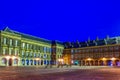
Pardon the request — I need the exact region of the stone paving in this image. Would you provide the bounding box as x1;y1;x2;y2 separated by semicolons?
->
0;66;120;80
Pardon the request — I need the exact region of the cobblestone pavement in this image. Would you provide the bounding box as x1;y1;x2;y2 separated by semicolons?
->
0;66;120;80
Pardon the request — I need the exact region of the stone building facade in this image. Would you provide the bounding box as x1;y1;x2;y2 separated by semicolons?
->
63;36;120;66
0;27;64;66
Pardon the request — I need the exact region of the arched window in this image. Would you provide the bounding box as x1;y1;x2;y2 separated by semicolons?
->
34;53;36;57
22;59;25;65
34;60;36;65
2;58;7;64
30;60;33;65
30;52;32;57
26;59;29;65
22;51;24;56
14;59;18;64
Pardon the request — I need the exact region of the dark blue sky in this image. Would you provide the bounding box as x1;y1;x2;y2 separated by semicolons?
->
0;1;120;42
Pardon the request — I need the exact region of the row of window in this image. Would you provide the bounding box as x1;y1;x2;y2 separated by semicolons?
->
57;55;62;59
22;59;51;65
2;58;18;64
74;52;120;59
21;52;51;58
3;49;19;55
56;48;63;53
71;46;120;53
22;43;51;53
2;37;52;53
52;48;63;53
3;37;19;46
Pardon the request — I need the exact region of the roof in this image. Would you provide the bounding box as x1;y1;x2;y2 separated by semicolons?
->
2;27;52;44
106;38;117;45
87;40;96;46
95;39;106;46
64;37;119;49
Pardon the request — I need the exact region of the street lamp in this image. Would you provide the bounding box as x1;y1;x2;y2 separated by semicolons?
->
12;56;17;59
111;57;116;61
6;56;10;60
111;57;116;66
35;58;40;61
58;58;63;68
87;58;92;61
87;58;92;66
102;58;106;61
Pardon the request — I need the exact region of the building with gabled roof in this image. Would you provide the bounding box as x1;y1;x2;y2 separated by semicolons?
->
1;26;120;67
63;36;120;66
0;27;64;66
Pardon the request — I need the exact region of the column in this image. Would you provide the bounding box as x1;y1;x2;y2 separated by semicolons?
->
85;60;87;66
103;61;107;66
80;60;82;66
93;60;95;66
6;59;9;66
112;60;115;66
98;60;100;66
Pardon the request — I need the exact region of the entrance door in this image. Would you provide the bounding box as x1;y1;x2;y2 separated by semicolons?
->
9;58;12;66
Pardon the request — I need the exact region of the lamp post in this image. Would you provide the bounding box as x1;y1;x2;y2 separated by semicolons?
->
102;57;106;66
87;58;92;66
58;58;63;68
35;58;40;66
111;57;116;66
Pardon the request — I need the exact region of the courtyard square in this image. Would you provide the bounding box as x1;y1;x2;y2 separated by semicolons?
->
0;66;120;80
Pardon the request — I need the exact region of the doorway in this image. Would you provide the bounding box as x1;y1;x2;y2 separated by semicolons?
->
9;58;12;66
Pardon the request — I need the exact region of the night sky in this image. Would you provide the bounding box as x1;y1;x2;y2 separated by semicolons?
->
0;1;120;42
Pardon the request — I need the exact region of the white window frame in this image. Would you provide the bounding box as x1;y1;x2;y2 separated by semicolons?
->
3;38;7;45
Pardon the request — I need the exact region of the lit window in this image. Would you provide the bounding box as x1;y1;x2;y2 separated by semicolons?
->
2;58;6;64
14;59;18;64
44;54;47;58
22;43;25;48
30;52;32;57
3;49;6;55
10;39;12;46
9;49;12;55
15;49;17;55
22;51;24;56
34;53;36;57
15;50;19;56
15;40;18;46
26;52;28;57
27;44;29;49
44;47;46;53
3;38;7;44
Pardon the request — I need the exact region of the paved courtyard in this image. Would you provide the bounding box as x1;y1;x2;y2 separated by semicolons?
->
0;66;120;80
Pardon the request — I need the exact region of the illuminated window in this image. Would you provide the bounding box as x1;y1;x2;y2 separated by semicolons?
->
34;53;36;57
22;51;24;56
10;39;12;46
71;49;74;53
44;47;46;53
2;58;7;64
22;43;25;48
30;52;32;57
15;49;17;55
27;44;29;49
26;52;28;57
44;54;47;58
9;49;12;55
38;53;41;58
49;48;51;53
3;38;7;44
3;48;6;55
15;40;18;46
14;59;18;64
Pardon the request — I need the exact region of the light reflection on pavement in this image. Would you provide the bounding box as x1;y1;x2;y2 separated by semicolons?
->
0;66;120;80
